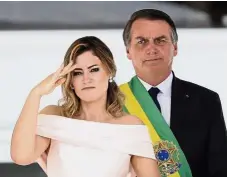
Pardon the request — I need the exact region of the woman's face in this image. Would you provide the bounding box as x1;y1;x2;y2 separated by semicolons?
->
71;51;110;102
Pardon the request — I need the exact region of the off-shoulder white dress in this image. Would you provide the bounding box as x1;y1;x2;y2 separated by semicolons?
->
36;114;156;177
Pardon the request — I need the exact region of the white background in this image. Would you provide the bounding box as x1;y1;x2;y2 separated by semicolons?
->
0;29;227;162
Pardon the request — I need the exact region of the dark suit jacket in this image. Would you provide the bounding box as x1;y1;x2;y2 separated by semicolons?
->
170;75;227;177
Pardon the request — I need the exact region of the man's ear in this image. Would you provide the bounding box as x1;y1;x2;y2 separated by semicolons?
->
126;47;132;60
173;43;178;56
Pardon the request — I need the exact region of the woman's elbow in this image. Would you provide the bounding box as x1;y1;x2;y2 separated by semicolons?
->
10;150;34;166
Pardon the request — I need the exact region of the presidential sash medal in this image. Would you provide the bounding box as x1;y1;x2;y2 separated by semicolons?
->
154;140;182;177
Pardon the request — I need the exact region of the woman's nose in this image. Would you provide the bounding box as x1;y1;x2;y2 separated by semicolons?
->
82;72;91;84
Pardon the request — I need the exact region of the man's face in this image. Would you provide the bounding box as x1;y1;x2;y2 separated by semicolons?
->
127;18;178;77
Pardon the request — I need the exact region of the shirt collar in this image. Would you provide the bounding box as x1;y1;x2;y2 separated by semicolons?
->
137;72;173;97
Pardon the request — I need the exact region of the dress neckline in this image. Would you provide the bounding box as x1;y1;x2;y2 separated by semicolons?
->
38;114;146;128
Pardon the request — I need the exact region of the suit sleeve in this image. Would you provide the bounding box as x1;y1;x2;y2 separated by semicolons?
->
207;93;227;177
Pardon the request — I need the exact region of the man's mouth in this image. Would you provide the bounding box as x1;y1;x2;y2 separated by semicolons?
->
144;58;162;62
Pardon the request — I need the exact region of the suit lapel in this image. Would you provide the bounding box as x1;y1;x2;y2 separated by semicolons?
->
170;75;191;134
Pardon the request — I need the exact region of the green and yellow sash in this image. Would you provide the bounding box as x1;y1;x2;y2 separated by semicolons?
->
120;76;192;177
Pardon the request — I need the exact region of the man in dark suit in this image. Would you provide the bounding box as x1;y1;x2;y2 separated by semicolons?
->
121;9;227;177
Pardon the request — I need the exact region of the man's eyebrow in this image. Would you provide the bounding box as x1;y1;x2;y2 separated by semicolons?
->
154;35;168;40
135;36;146;40
135;35;168;40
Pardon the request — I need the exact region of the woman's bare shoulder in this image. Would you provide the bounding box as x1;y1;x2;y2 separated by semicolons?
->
116;113;144;125
39;105;62;116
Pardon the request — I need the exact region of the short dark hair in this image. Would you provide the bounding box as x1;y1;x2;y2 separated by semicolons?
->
123;9;178;46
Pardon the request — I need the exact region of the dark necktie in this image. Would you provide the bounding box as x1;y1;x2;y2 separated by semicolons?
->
148;87;161;112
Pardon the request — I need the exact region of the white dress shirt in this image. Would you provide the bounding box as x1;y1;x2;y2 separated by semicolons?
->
137;73;173;126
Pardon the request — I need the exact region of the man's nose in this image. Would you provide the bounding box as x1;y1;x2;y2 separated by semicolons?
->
145;41;158;55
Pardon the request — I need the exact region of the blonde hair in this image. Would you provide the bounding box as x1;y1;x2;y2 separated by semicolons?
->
58;36;125;118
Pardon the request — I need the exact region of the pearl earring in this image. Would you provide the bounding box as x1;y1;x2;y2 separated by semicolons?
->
109;77;113;83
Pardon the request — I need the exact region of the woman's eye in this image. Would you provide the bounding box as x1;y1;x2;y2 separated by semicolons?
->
73;72;82;76
91;68;100;72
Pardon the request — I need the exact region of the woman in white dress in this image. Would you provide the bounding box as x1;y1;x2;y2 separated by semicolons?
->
10;36;160;177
